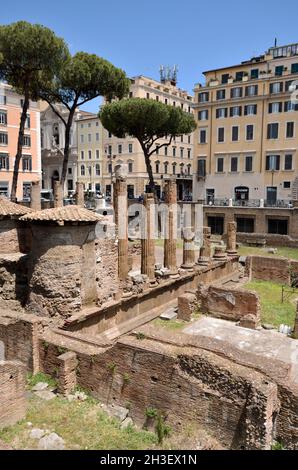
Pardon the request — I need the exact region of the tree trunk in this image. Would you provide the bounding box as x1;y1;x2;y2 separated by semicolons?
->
143;151;156;196
11;90;30;202
60;107;76;192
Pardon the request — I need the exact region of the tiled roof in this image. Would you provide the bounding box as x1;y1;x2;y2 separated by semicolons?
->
0;197;32;218
20;205;103;223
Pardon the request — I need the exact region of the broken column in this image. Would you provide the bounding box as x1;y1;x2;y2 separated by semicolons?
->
141;193;156;284
54;181;63;208
75;182;84;206
113;176;129;281
226;221;238;256
30;181;41;211
20;206;102;323
164;180;178;276
198;226;212;266
213;245;227;261
182;227;195;270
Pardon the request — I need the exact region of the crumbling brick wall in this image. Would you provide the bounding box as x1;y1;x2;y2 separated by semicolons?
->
95;238;119;304
198;284;261;323
38;336;279;450
0;253;28;305
0;361;27;429
246;256;292;285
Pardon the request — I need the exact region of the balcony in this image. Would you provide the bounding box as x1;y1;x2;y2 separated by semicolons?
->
204;198;294;208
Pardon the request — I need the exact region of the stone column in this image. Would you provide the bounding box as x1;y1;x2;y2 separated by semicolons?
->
54;181;63;208
164;180;178;275
75;182;84;206
198;226;212;265
30;181;41;211
113;177;128;281
141;193;156;284
182;227;195;270
213;245;227;261
227;221;238;256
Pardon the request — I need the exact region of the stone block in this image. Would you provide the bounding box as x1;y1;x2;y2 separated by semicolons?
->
177;293;197;322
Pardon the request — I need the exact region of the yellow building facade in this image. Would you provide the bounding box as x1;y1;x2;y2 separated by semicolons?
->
193;43;298;206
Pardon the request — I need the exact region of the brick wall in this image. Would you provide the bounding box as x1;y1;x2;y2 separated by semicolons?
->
0;253;29;305
247;256;291;285
0;361;27;429
199;285;261;322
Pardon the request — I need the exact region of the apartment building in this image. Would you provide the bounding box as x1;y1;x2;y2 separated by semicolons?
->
193;43;298;207
102;73;194;200
0;82;41;200
76;113;104;193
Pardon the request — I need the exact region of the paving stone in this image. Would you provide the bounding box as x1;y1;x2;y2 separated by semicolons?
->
34;390;56;401
32;382;49;392
160;307;177;321
38;433;65;450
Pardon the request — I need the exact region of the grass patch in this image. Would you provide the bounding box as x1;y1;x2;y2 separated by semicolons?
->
243;280;297;327
154;238;183;249
27;372;57;390
153;318;185;331
238;246;298;260
0;395;157;450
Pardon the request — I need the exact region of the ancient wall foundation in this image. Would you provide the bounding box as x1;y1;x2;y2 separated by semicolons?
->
246;256;298;285
0;361;27;429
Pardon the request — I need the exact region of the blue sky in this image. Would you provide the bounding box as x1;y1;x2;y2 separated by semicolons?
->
2;0;298;112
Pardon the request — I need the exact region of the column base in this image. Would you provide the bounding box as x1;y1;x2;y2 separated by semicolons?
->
197;257;210;266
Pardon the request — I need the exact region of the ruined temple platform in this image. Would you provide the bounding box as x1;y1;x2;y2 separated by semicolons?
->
183;317;298;382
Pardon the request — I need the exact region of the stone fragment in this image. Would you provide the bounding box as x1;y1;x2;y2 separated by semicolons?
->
38;432;65;450
160;308;177;321
30;428;46;440
32;382;49;392
121;417;134;429
34;390;56;401
262;323;275;330
102;404;129;422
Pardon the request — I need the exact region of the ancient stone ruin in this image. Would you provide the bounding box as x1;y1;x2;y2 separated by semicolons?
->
0;188;297;450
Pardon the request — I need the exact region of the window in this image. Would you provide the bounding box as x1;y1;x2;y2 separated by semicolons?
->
155;162;160;173
268;219;288;235
95;164;100;176
96;150;100;159
81;151;84;160
231;87;243;99
230;157;238;172
198;110;208;121
181;135;184;143
80;135;84;143
25;114;30;129
291;63;298;74
88;134;91;142
172;163;176;175
164;162;168;174
251;69;259;80
0;153;9;170
237;218;254;233
155;146;159;155
187;149;191;159
230;106;242;117
217;157;224;173
286;122;294;138
108;145;112;156
88;123;91;128
232;126;239;141
284;154;293;170
218;127;225;142
164;146;168;156
235;71;244;82
22;155;32;172
266;155;280;171
173;147;176;157
96;133;99;141
108;163;112;174
180;148;184;158
275;65;284;76
0;132;8;145
245;156;253;172
128;162;133;173
246;125;254;140
68;167;72;175
268;102;282;113
270;82;283;94
88;150;92;160
165;98;168;105
0;111;7;126
283;181;291;189
118;144;122;154
245;85;258;96
197;159;206;177
156;96;159;102
221;74;229;84
199;92;209;103
216;89;226;100
244;104;257;115
188;135;191;143
216;108;228;119
199;129;207;144
80;124;84;129
0;95;6;105
81;165;85;176
0;181;9;196
284;101;298;112
146;93;150;99
96;122;99;127
128;143;133;153
208;216;224;235
267;123;279;139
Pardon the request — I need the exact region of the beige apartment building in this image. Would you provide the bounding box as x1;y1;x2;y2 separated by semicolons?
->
193;43;298;207
76;113;104;194
102;73;194;200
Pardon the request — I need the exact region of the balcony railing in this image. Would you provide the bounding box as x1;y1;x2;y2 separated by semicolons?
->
204;198;294;208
